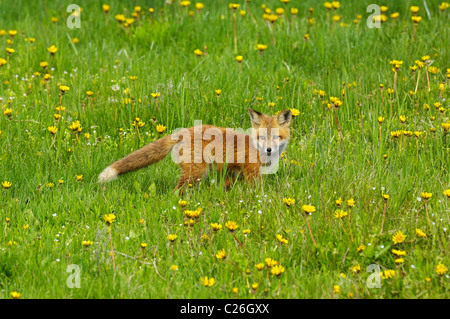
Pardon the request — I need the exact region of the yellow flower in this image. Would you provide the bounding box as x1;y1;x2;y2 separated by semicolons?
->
82;240;93;247
225;220;238;232
265;258;278;268
2;181;12;189
256;44;268;52
255;263;265;271
215;89;222;96
167;234;178;242
333;285;341;294
332;15;341;22
59;85;70;93
357;245;366;252
115;14;125;23
232;287;238;294
10;291;22;299
76;174;83;181
410;6;420;14
420;192;432;200
392;249;406;256
335;197;343;206
382;193;390;201
435;264;448;276
392;230;406;245
411;16;422;24
270;265;285;276
195;3;204;10
156;124;167;133
291;8;299;15
200;276;215;287
283;197;295;206
103;213;116;225
102;4;110;13
347;198;355;207
399;115;407;123
0;58;6;67
276;234;288;244
178;200;187;207
428;66;440;74
140;243;147;249
390;59;403;70
211;222;223;232
334;209;348;219
415;228;427;238
331;1;340;9
395;258;405;264
194;49;203;56
380;269;396;279
302;205;316;214
235;55;243;63
290;108;300;117
47;45;58;54
47;126;58;135
275;8;284;16
151;92;160;98
3;108;12;117
351;264;361;273
377;116;385;124
443;189;450;198
215;249;226;260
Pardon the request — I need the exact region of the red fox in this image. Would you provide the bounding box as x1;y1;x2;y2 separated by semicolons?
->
98;108;292;190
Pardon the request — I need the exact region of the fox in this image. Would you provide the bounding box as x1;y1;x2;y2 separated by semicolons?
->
98;108;292;190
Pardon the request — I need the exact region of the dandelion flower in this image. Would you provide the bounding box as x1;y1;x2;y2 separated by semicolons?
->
301;205;316;215
270;265;285;277
225;220;238;232
10;291;22;299
392;230;406;245
167;234;178;242
215;249;226;260
415;228;427;238
435;264;448;276
2;181;12;189
283;197;295;206
200;276;215;287
103;213;116;226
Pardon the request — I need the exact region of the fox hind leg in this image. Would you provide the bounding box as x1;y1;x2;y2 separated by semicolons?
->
174;163;208;192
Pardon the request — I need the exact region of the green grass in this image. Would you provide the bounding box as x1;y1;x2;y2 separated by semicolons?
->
0;0;449;299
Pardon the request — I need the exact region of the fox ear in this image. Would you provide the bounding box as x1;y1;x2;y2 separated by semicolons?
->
276;109;292;128
248;108;263;127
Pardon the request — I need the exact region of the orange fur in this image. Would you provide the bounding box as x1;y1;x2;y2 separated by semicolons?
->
98;109;292;191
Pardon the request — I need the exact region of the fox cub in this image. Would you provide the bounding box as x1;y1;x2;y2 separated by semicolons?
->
98;108;292;190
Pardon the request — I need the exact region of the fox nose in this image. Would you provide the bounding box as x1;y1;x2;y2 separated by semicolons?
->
267;148;272;153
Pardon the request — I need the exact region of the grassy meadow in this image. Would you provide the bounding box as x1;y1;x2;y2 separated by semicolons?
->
0;0;449;299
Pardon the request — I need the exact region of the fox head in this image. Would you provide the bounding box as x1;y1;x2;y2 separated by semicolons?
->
248;108;292;158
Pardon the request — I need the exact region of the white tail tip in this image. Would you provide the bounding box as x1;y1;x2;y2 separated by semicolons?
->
98;166;118;183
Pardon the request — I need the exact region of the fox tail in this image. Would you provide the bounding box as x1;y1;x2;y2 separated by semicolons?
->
98;134;179;183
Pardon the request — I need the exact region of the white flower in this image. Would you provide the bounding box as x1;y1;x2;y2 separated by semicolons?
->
111;84;120;91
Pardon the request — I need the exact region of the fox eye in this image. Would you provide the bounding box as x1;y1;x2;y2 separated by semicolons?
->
273;135;280;140
259;136;266;140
